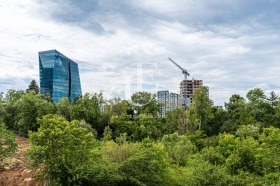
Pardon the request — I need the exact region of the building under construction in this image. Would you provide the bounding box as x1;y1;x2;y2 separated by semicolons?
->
180;79;203;107
168;57;212;108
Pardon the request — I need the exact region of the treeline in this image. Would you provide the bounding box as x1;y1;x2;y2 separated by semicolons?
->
1;81;280;185
2;84;280;139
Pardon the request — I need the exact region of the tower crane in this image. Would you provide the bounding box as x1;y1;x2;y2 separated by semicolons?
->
168;58;190;80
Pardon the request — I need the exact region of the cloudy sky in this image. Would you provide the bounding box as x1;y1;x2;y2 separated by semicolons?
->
1;0;280;105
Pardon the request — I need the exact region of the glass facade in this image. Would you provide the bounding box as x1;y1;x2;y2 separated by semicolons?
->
39;49;82;103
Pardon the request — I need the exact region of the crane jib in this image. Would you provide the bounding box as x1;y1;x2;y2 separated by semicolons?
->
168;57;190;77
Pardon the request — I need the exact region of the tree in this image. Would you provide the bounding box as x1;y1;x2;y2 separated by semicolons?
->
187;161;230;186
56;97;71;121
161;133;196;165
2;90;25;131
15;91;55;137
256;127;280;174
109;117;136;141
133;114;163;140
0;92;5;118
27;114;95;185
131;92;153;107
102;140;141;164
103;126;112;141
0;120;17;170
225;94;246;117
207;107;229;136
71;92;104;136
246;88;266;102
26;79;39;94
164;108;186;134
224;94;253;132
4;89;25;103
216;133;238;158
78;120;98;137
266;91;279;108
272;102;280;128
119;143;171;185
111;100;130;116
190;86;212;131
1;90;49;135
185;107;199;133
200;147;225;165
235;124;260;139
246;88;274;126
131;92;160;117
226;137;259;174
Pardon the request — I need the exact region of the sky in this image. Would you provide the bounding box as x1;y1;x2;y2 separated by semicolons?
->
0;0;280;106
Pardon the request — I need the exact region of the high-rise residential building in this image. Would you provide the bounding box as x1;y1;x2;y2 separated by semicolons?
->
39;49;82;103
170;93;179;110
157;91;179;117
157;91;169;118
180;79;203;107
205;86;214;105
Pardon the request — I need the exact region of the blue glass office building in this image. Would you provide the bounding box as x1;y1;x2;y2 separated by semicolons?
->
39;49;82;103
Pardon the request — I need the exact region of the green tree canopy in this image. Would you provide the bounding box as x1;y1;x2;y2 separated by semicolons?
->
246;88;274;126
266;91;279;107
0;120;17;170
161;133;196;165
246;88;266;102
15;91;55;136
1;90;25;131
26;79;39;94
164;108;185;134
189;86;212;131
27;114;95;185
131;91;160;117
56;97;71;121
119;142;171;185
224;94;254;132
71;92;104;136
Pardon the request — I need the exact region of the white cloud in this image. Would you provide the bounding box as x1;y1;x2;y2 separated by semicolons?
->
1;0;280;106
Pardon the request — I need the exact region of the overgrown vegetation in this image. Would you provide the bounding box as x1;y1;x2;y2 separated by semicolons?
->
0;119;17;170
1;80;280;185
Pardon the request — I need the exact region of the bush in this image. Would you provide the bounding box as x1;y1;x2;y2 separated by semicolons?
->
162;133;196;166
201;147;225;165
0;120;17;169
119;143;171;186
27;114;95;185
187;160;230;186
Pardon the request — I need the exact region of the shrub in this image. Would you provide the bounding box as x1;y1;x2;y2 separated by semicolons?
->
0;120;17;169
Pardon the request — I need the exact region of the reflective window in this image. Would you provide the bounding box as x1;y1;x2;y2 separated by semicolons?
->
39;50;82;103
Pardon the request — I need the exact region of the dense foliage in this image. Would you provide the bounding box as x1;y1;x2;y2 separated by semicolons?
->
1;85;280;185
26;79;39;94
27;114;95;185
0;119;17;169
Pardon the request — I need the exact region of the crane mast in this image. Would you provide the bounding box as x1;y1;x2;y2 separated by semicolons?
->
168;58;190;80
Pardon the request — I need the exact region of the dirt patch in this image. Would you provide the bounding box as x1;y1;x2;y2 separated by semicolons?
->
0;137;42;186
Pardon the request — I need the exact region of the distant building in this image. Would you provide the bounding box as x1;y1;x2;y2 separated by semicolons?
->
210;99;214;106
39;49;82;103
180;79;203;107
157;91;179;117
205;86;209;97
215;106;223;109
157;91;169;118
99;103;106;112
170;93;179;110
